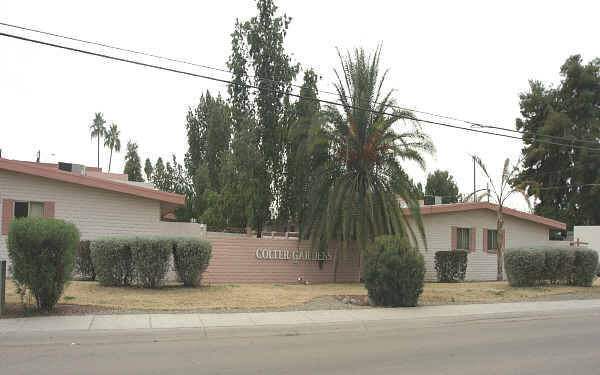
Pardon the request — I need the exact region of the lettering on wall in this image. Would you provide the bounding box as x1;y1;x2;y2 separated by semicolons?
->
255;248;332;263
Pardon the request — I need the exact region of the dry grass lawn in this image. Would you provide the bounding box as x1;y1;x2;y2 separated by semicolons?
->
5;279;600;311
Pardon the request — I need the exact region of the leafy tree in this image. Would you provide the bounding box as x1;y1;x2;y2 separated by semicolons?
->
104;123;121;173
144;158;153;181
515;55;600;228
123;140;144;182
227;0;299;236
280;69;328;227
391;167;424;200
89;112;107;169
152;157;167;190
425;170;459;203
469;155;531;281
301;46;434;280
185;91;232;192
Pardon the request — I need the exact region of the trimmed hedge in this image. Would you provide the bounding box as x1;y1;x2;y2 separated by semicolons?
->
505;246;598;287
7;217;80;311
75;240;96;281
90;236;212;288
172;238;212;287
434;251;468;282
363;236;425;307
90;238;134;287
130;237;171;288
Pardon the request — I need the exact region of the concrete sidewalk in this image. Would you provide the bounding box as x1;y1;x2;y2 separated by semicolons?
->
2;299;600;333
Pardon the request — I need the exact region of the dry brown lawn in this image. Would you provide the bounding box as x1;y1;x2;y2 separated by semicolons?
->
5;279;600;312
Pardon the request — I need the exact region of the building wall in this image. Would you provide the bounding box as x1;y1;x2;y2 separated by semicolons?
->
0;170;161;262
410;209;557;281
574;226;600;254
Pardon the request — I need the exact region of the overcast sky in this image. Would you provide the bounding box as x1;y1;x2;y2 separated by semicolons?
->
2;0;599;211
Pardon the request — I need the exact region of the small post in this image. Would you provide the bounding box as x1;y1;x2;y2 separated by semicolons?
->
0;260;6;315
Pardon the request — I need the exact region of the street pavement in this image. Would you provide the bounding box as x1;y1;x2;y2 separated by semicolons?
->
1;300;600;374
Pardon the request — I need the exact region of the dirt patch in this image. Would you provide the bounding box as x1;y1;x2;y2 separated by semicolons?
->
1;303;116;319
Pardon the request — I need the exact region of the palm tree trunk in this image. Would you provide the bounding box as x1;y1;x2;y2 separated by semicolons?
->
108;148;113;172
497;207;505;281
333;241;341;283
97;136;100;169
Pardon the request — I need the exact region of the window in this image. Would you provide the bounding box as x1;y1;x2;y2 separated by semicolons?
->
457;228;470;250
14;201;44;219
487;229;498;251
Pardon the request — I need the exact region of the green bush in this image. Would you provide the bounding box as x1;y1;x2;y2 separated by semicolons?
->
90;238;134;287
572;249;598;287
75;240;95;281
363;236;425;307
434;251;468;282
7;217;80;311
130;237;171;288
172;238;212;286
505;246;598;287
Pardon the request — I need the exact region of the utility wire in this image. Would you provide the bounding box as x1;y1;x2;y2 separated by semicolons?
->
3;30;600;153
3;20;599;147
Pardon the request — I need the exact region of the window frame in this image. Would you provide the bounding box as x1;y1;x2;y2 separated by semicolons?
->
456;227;471;250
13;200;45;219
487;229;498;251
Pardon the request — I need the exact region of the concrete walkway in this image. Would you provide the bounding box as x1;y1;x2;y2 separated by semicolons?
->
2;299;600;333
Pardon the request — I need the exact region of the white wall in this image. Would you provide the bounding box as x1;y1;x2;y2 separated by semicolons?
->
158;221;206;239
574;226;600;254
0;170;162;261
410;208;557;281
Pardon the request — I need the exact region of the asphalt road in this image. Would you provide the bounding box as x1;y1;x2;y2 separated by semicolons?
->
1;309;599;375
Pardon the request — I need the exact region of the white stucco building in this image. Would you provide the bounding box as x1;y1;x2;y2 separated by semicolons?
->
407;202;567;281
0;158;193;263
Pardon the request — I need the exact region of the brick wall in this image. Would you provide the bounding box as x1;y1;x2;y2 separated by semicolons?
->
200;234;361;284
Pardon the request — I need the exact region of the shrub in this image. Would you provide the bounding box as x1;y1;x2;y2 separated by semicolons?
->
504;248;545;286
90;238;134;286
172;238;212;287
434;251;468;282
571;249;598;287
75;240;96;281
7;217;80;311
505;246;598;287
363;236;425;307
130;237;172;288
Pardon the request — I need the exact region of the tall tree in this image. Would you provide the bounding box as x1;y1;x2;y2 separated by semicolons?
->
469;155;531;281
185;91;232;193
144;158;153;182
301;46;434;280
123;140;144;182
280;68;327;226
103;123;121;173
515;55;600;228
152;157;167;190
391;167;424;200
227;0;299;236
425;170;460;203
89;112;107;169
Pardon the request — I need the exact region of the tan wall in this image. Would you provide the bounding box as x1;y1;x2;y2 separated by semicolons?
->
158;221;207;239
201;234;360;284
410;209;557;281
574;226;600;254
0;170;161;262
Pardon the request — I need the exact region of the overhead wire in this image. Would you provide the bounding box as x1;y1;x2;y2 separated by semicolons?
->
2;30;600;153
2;21;599;147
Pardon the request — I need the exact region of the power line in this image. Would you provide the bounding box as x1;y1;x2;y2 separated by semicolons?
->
3;30;600;154
3;21;599;147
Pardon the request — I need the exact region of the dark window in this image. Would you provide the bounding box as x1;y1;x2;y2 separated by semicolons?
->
487;229;498;250
14;201;28;219
457;228;470;250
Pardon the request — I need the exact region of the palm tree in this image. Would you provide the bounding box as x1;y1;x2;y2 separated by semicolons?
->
301;46;434;281
468;155;534;281
90;113;107;169
104;123;121;172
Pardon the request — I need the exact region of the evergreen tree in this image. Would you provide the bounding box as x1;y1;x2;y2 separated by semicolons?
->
123;140;143;182
425;170;459;203
144;158;153;181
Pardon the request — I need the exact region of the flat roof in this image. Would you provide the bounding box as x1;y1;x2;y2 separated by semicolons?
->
404;201;566;230
0;158;184;206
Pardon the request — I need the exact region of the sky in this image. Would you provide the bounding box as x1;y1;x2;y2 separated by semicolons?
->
1;0;599;211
